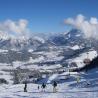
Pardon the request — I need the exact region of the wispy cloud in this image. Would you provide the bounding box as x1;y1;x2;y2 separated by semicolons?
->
64;14;98;39
0;19;30;39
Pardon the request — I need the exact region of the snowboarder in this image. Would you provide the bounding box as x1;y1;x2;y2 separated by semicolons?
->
41;83;46;92
52;81;57;93
24;82;27;92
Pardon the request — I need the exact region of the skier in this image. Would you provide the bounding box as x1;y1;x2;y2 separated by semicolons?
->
38;85;40;90
24;82;27;92
86;80;90;86
52;81;57;93
76;76;80;84
41;83;46;92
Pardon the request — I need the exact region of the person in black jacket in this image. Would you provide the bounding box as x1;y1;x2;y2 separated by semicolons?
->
41;83;46;92
38;85;40;90
52;81;57;92
24;82;27;92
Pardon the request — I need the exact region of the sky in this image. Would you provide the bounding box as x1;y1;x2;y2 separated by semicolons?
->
0;0;98;35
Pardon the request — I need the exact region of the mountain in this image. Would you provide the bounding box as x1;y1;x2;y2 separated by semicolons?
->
0;36;45;50
0;28;97;84
49;29;85;46
0;29;98;98
0;28;97;64
0;28;97;51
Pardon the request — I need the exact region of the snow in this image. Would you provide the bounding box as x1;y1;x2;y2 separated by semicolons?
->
69;50;98;68
0;47;98;98
0;65;13;70
0;70;13;84
61;72;78;76
41;64;62;70
0;49;8;52
0;68;98;98
32;51;64;62
0;80;98;98
75;34;81;37
47;74;59;83
13;61;23;69
47;72;79;83
71;45;80;50
79;50;97;60
34;36;45;43
29;56;44;63
28;49;33;53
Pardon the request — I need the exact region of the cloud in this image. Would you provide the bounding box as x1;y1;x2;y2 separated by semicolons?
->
64;14;98;39
0;19;30;39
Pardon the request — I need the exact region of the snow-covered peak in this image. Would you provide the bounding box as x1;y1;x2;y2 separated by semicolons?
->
33;36;45;43
70;45;80;50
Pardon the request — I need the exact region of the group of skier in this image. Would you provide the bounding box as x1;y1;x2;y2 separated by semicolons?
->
24;77;91;92
41;81;58;92
24;81;58;93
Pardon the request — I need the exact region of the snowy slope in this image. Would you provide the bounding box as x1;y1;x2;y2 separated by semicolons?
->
68;49;97;68
0;68;98;98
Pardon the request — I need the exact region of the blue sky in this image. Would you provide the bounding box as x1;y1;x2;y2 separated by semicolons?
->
0;0;98;33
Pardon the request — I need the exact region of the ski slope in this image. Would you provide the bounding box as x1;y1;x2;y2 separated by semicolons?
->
47;72;79;83
0;81;98;98
0;68;98;98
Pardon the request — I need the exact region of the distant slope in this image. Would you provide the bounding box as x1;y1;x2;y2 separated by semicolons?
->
73;56;98;72
80;56;98;71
